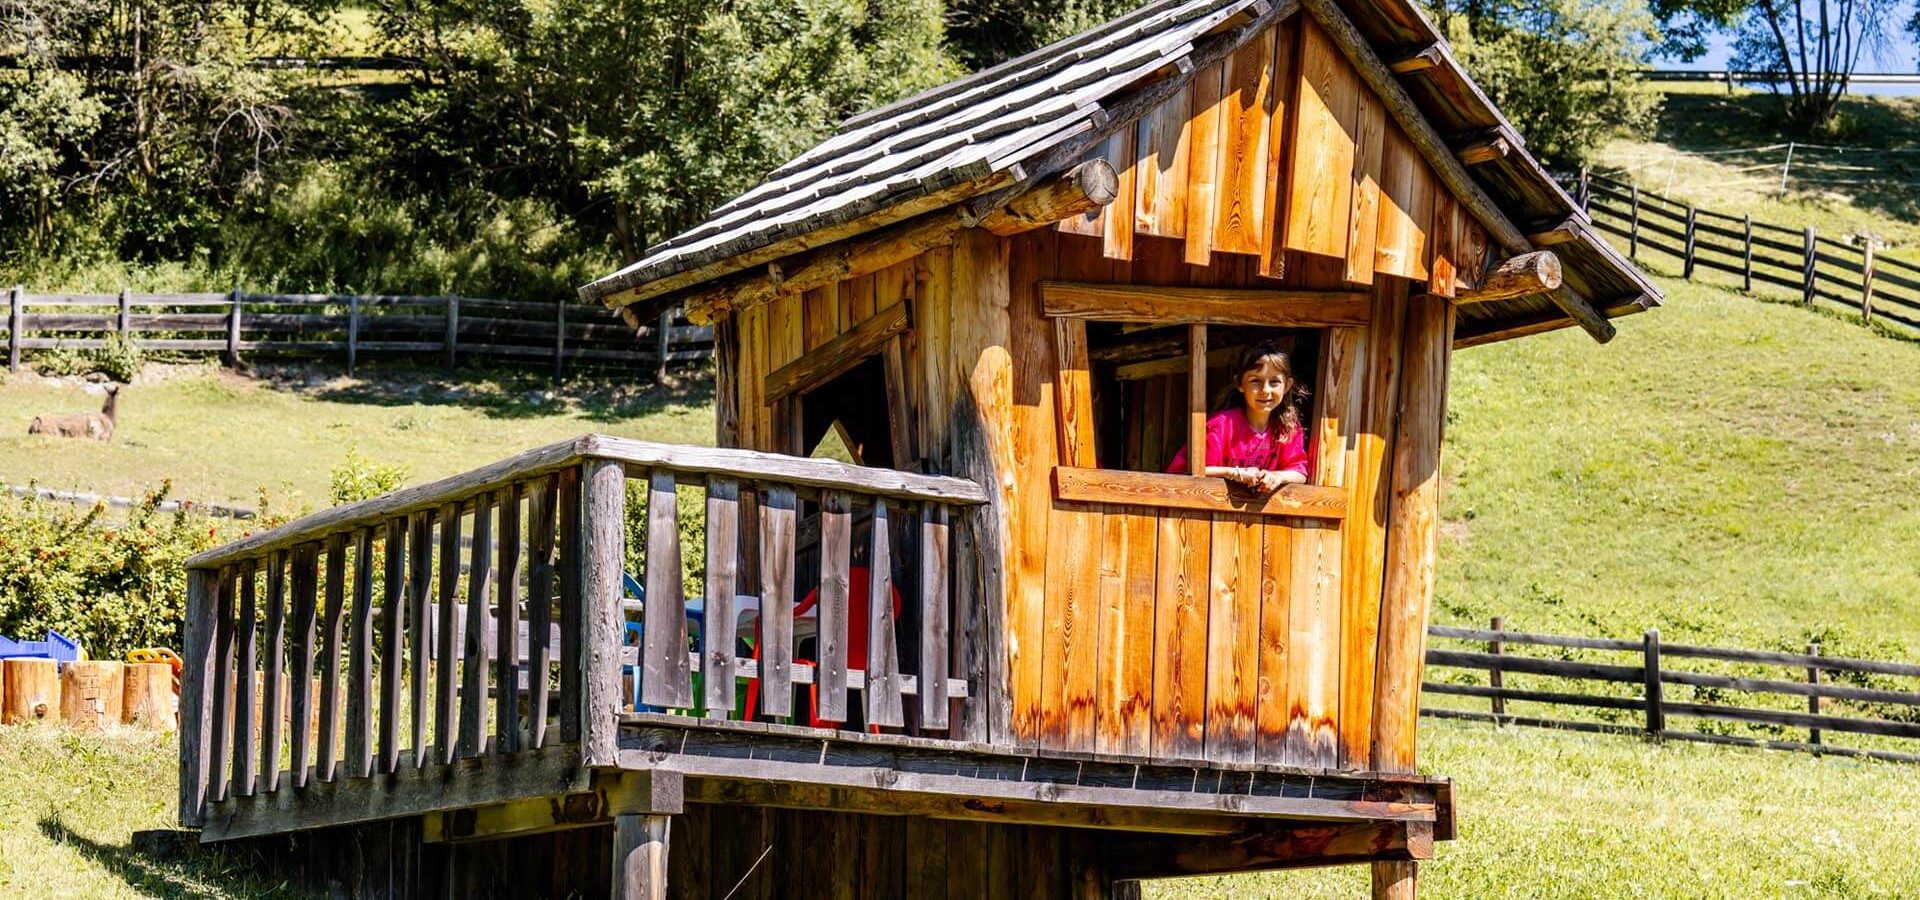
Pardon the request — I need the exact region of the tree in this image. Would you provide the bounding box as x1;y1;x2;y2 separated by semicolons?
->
1731;0;1896;133
1433;0;1662;166
944;0;1145;69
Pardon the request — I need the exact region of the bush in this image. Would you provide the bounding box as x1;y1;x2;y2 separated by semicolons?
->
89;332;145;383
0;484;227;659
330;443;411;505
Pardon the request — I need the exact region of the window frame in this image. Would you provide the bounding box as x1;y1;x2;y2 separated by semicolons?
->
1041;280;1368;521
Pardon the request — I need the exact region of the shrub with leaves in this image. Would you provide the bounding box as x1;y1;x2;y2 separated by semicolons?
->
329;443;411;505
88;332;146;383
0;483;228;658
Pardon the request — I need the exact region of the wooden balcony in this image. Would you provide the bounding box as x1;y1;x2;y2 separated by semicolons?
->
176;434;1450;861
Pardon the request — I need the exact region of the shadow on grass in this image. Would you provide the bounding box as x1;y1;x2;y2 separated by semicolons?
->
36;814;316;900
244;358;715;424
1649;90;1920;228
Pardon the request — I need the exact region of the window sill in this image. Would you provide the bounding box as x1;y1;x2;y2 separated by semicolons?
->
1052;467;1347;521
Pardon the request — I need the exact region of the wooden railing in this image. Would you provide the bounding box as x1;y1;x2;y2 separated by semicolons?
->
2;287;714;381
176;435;986;829
1420;619;1920;765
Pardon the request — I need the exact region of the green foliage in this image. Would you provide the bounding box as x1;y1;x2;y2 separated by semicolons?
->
329;443;410;505
944;0;1149;68
0;484;224;658
32;343;92;378
1728;0;1900;135
1435;0;1662;166
89;333;146;383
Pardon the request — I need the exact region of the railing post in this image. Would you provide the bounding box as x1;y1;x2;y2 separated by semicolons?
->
1488;616;1505;718
347;295;360;376
579;458;627;766
1628;186;1640;260
554;299;567;386
444;296;460;370
1642;628;1664;738
1682;206;1697;280
1742;214;1754;292
656;311;671;384
1807;641;1823;750
227;286;243;368
1860;241;1876;323
7;284;20;374
1802;226;1817;307
178;567;216;827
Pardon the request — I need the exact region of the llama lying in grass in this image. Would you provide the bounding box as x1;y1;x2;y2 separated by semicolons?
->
27;385;119;441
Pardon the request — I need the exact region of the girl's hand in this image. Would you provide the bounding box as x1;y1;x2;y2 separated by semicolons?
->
1254;470;1287;493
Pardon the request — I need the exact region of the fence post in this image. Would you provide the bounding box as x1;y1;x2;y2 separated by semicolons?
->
553;299;566;386
1628;185;1640;260
1682;206;1697;280
227;287;243;368
1576;166;1591;213
1807;641;1823;750
1488;616;1506;718
117;287;131;339
7;284;20;374
1860;241;1876;323
656;311;671;383
1779;141;1796;196
444;296;460;371
347;295;360;377
1642;628;1664;738
1802;226;1817;307
1742;214;1754;292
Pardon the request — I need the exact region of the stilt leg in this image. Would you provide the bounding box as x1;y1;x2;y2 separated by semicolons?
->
1372;860;1417;899
1110;880;1144;900
613;814;671;900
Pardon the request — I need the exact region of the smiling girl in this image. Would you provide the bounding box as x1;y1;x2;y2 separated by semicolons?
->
1165;341;1312;493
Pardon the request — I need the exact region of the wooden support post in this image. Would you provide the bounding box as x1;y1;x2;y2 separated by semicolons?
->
1742;215;1754;292
347;295;360;376
1488;617;1505;717
179;567;215;825
612;814;671;900
227;287;243;368
117;287;131;337
1801;227;1817;306
6;284;20;373
1372;860;1417;900
656;311;671;383
1642;628;1664;737
581;458;628;765
554;299;567;385
1627;186;1639;260
444;296;460;370
1860;242;1876;323
1187;324;1206;477
1807;641;1822;749
1682;207;1697;280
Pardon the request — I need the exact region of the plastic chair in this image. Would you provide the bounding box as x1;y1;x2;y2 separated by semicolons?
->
745;567;902;729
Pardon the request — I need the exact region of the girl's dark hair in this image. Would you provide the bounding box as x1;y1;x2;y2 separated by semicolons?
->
1215;341;1311;438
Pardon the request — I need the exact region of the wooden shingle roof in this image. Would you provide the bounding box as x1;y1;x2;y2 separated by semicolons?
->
580;0;1659;345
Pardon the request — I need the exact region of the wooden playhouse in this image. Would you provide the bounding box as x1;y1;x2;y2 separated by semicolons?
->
175;0;1658;897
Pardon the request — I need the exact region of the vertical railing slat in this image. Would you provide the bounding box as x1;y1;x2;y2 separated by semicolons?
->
527;476;557;748
348;526;376;779
234;560;259;797
866;499;904;728
641;470;692;709
318;534;347;782
703;478;740;715
496;482;524;754
180;568;217;825
260;551;287;794
919;504;951;729
817;491;851;723
580;459;628;765
407;511;434;768
757;486;797;717
461;492;494;758
378;518;407;774
557;468;584;742
289;542;320;788
208;567;237;804
436;501;463;765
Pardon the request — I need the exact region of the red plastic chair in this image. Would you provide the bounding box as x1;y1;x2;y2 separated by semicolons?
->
747;566;902;729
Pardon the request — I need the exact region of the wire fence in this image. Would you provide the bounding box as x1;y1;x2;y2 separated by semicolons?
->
1597;141;1920;194
2;287;713;383
1423;618;1920;765
1568;169;1920;335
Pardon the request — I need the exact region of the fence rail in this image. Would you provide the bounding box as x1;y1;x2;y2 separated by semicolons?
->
2;287;714;382
1570;170;1920;335
1422;618;1920;765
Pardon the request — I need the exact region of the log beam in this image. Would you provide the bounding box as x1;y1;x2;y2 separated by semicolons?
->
665;160;1118;325
1105;820;1433;880
1386;44;1443;74
1455;251;1562;304
1453;133;1511;166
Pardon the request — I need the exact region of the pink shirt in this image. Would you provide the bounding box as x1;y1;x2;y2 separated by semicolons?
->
1166;408;1311;477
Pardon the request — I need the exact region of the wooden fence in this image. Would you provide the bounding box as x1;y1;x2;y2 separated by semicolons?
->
1422;618;1920;765
2;287;714;382
1571;170;1920;334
